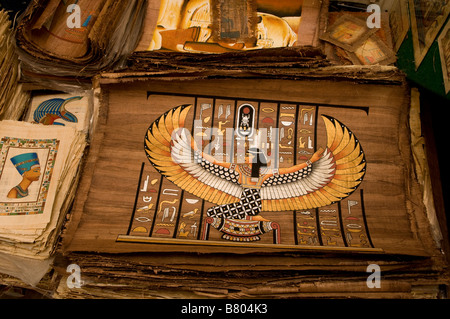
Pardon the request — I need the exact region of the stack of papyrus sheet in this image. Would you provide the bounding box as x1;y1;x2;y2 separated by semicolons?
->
0;9;30;120
14;0;147;89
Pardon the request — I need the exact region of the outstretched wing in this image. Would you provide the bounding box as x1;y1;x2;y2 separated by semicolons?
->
144;104;242;205
260;115;366;211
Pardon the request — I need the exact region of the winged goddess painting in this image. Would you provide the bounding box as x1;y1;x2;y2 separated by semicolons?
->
145;104;366;242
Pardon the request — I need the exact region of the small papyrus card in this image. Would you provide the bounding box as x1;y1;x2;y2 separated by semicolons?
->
320;14;377;52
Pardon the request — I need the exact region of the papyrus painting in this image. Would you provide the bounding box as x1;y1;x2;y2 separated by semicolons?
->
147;0;305;52
117;92;375;251
0;138;59;215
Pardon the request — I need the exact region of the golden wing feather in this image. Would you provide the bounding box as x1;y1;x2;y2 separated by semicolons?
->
145;104;241;205
261;115;366;211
